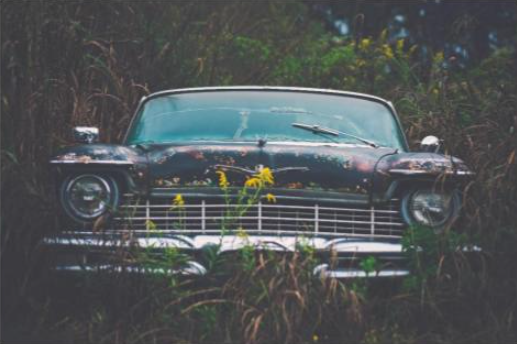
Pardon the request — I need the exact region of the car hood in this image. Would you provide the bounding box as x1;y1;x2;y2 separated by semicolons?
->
50;142;473;203
145;142;398;199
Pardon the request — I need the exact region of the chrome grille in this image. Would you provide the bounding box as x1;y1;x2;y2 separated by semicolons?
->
113;196;406;238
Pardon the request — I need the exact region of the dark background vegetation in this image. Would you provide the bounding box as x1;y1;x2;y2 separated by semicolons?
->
1;0;516;343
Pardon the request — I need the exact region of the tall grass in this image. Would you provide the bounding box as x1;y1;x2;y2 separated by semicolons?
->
1;1;516;343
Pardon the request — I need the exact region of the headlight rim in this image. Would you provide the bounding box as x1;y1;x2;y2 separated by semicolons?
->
401;187;461;231
59;173;120;223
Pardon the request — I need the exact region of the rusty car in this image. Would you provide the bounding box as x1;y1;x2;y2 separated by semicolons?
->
43;86;474;278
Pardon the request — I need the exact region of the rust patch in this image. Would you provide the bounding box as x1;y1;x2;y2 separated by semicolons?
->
187;150;206;160
285;182;303;189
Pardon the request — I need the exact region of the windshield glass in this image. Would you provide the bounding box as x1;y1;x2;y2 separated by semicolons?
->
126;90;406;149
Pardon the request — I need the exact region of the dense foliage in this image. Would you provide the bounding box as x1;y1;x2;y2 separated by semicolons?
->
1;1;516;343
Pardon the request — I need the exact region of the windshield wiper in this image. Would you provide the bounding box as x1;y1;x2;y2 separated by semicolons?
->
291;122;379;148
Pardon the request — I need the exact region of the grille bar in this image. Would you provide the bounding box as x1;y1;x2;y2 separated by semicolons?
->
97;229;404;239
119;203;399;214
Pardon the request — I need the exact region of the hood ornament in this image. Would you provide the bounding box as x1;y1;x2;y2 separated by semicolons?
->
213;164;309;176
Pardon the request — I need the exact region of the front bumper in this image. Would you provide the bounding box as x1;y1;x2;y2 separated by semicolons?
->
41;232;410;279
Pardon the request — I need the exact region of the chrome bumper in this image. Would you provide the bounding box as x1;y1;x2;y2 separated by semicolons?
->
41;232;410;279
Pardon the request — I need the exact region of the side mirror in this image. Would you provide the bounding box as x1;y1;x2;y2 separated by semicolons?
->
74;126;99;144
420;135;442;153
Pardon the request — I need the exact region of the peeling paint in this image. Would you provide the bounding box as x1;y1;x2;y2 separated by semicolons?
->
51;140;472;203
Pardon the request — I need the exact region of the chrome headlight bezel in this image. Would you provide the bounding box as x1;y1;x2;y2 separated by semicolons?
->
59;174;119;223
401;188;461;230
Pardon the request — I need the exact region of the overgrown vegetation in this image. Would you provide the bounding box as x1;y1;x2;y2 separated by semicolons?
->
1;1;516;343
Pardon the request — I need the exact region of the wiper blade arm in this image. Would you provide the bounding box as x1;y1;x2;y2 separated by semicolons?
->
291;122;378;148
292;123;339;136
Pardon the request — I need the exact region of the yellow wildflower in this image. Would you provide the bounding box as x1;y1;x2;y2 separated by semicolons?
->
380;29;387;42
257;167;274;186
359;38;371;50
396;38;404;52
245;177;261;188
312;334;319;342
236;227;249;239
146;219;157;231
216;170;230;189
409;44;418;56
382;44;394;59
265;193;276;203
434;52;444;63
244;167;275;188
173;194;185;207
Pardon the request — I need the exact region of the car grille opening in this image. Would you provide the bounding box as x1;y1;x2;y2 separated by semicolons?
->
113;195;406;239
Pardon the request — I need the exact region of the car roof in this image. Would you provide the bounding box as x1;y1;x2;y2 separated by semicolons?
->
141;86;394;108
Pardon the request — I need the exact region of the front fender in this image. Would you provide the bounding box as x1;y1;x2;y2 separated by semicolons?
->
49;144;148;194
373;152;474;201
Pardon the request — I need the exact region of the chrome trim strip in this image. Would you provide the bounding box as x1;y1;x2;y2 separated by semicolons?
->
454;170;476;175
322;240;404;252
56;230;403;239
44;234;411;279
114;215;404;227
43;235;196;249
144;86;392;108
370;206;375;236
43;234;404;251
388;168;475;176
148;190;370;205
53;261;207;276
388;169;437;175
50;160;134;165
52;263;408;279
313;264;409;278
314;203;319;233
119;203;399;214
201;200;206;233
258;201;262;232
145;199;150;230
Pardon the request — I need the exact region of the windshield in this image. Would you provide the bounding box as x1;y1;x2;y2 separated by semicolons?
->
126;90;406;149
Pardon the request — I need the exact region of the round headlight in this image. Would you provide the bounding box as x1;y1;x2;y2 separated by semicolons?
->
402;189;460;229
60;174;119;222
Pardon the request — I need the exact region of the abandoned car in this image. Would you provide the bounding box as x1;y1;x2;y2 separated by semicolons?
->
43;86;474;278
